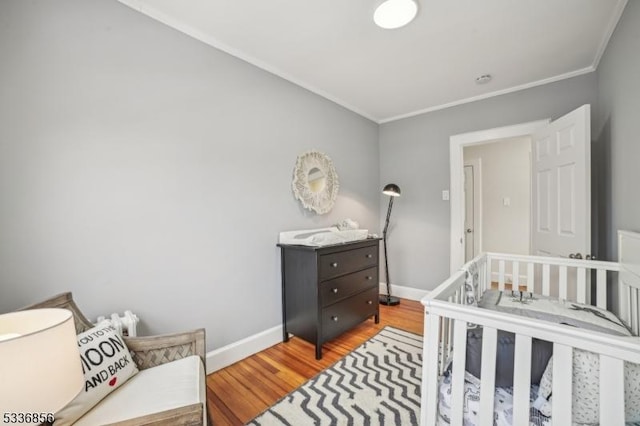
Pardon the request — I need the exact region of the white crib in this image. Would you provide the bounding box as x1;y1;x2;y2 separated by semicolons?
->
420;230;640;426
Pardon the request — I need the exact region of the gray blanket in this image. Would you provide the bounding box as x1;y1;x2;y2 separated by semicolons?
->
479;289;631;336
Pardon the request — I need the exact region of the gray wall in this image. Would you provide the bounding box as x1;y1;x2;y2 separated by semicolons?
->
0;0;379;350
379;73;598;290
594;1;640;261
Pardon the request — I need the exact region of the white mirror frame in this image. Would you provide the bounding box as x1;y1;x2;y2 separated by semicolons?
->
292;150;339;214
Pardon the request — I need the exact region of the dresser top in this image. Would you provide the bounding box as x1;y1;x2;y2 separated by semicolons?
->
277;237;381;252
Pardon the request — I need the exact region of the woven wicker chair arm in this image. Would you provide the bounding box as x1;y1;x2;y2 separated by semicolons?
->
124;328;206;370
18;292;95;333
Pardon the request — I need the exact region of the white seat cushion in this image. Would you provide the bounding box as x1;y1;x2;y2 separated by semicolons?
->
73;355;205;426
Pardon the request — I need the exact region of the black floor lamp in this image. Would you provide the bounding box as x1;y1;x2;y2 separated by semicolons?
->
380;183;401;306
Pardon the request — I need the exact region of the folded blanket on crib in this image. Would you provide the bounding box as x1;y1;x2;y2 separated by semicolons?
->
478;289;631;336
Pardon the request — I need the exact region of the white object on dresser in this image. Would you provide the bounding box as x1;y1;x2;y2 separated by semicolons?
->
278;226;368;247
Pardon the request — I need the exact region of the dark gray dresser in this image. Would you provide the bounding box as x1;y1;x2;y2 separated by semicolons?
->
278;238;381;359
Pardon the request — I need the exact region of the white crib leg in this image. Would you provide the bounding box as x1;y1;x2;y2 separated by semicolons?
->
422;313;441;426
450;320;468;426
479;327;497;426
512;334;532;425
552;344;573;425
600;355;625;425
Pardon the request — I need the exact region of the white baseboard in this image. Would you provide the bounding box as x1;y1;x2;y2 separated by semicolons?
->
206;325;282;374
206;283;429;374
379;282;430;301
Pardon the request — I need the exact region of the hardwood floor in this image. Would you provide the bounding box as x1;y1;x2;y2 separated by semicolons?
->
206;298;424;425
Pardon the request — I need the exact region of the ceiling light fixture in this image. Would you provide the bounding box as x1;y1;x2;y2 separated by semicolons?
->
374;0;418;29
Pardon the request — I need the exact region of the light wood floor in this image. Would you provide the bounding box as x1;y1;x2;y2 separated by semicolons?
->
206;298;424;425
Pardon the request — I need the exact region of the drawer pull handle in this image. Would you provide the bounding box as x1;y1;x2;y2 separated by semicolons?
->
366;254;373;258
331;262;338;268
331;316;339;322
367;300;373;305
332;288;338;294
366;276;373;280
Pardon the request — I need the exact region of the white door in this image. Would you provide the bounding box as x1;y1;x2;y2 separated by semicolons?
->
531;104;591;259
464;165;474;262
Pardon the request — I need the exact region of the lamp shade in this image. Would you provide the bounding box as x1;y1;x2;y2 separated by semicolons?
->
0;308;83;413
383;183;401;197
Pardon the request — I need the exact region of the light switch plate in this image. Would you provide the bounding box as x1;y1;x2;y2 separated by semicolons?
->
442;190;450;201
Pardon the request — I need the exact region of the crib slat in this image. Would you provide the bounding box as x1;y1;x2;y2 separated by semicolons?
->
447;318;453;364
422;314;442;426
577;267;587;304
498;260;505;291
543;264;550;295
559;266;568;299
512;334;532;426
527;262;534;293
632;288;639;335
450;320;468;426
599;355;625;426
439;317;446;375
479;327;497;426
596;269;607;309
486;257;492;291
619;281;630;327
552;344;573;426
512;261;520;290
482;258;488;292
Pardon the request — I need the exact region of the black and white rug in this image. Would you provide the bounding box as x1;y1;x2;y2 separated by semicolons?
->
247;327;422;426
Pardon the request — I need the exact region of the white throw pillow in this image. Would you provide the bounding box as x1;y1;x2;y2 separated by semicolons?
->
537;348;640;423
54;321;138;425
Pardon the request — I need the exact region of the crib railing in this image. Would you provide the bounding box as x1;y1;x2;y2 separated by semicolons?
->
483;253;618;307
421;298;640;426
421;250;640;426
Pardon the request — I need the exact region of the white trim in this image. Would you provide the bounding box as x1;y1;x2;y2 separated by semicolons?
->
117;0;625;125
206;325;282;374
463;158;482;258
592;0;629;69
379;67;594;124
450;120;549;274
206;283;428;374
379;282;430;301
116;0;378;123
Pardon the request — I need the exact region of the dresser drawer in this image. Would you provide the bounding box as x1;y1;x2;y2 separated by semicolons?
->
321;287;378;341
319;245;378;280
320;267;378;307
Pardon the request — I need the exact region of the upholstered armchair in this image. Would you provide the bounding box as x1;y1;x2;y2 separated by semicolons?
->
21;292;210;426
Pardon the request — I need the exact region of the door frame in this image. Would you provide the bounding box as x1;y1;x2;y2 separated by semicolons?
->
463;158;482;260
449;120;549;274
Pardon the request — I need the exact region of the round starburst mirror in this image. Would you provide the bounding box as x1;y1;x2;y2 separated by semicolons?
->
291;150;339;214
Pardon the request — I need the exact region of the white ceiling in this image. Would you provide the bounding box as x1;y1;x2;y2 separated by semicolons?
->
117;0;627;123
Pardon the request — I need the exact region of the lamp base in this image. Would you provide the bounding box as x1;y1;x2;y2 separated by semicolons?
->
379;295;400;306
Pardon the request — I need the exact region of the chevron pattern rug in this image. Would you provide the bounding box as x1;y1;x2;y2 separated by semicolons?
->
247;327;422;425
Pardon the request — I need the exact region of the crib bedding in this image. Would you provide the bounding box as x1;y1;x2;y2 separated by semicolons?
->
437;370;640;426
439;290;637;425
478;289;631;336
436;369;549;426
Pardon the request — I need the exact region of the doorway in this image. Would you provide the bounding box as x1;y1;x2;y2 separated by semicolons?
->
449;105;592;274
449;120;548;273
463;137;532;261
